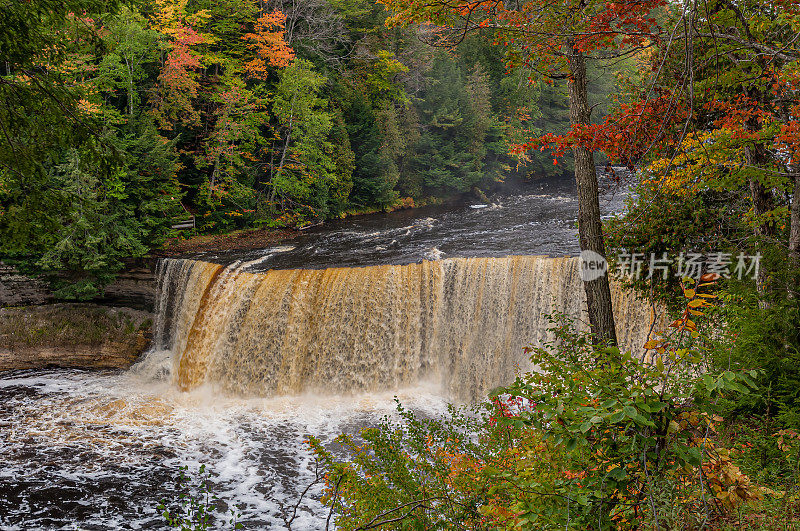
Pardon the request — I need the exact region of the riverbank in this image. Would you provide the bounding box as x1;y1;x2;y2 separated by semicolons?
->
156;197;421;256
157;226;300;256
0;304;152;371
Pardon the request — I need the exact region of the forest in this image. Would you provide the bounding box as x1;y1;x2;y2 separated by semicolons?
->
300;0;800;528
0;0;619;298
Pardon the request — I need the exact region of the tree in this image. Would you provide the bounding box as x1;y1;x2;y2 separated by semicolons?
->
378;0;668;343
243;10;295;79
600;0;800;433
269;58;342;221
194;70;267;229
597;0;800;298
150;0;209;129
409;55;487;196
0;0;182;297
263;0;349;66
343;91;400;207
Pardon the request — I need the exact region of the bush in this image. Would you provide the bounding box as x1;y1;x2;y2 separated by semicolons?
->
312;281;762;529
713;296;800;429
157;465;243;530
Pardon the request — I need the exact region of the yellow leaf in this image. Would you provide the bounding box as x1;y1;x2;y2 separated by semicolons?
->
688;299;706;308
684;288;696;298
644;340;660;349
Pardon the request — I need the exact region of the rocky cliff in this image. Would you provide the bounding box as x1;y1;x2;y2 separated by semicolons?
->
0;304;153;371
0;261;157;371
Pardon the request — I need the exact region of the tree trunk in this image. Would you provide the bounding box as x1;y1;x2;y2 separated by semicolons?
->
743;85;776;298
789;166;800;297
779;104;799;297
743;125;775;299
271;98;295;206
566;43;618;346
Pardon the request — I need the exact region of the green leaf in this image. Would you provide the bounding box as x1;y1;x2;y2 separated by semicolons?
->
623;405;638;419
609;410;625;423
608;467;627;480
600;399;617;409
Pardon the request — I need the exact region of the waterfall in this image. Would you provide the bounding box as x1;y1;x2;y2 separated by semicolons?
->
141;256;656;401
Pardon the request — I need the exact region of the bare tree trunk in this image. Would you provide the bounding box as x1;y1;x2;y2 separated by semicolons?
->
789;166;800;297
743;122;775;299
566;43;618;346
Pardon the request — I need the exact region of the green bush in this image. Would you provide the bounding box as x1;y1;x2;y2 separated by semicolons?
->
312;286;761;529
157;465;243;531
713;296;800;429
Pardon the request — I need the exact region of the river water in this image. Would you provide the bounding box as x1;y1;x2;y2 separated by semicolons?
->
195;177;628;271
0;177;630;530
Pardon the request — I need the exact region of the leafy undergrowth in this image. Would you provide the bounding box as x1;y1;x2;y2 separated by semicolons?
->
310;276;800;530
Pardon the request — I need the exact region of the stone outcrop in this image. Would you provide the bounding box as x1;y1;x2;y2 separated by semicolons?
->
97;265;157;311
0;263;53;306
0;304;152;371
0;259;157;311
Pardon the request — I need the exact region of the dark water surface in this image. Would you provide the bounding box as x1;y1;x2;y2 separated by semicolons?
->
0;369;447;530
195;177;629;271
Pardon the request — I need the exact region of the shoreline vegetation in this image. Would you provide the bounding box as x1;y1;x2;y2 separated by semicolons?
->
157;195;420;256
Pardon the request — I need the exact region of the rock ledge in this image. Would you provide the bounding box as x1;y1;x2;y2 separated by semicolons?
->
0;304;152;371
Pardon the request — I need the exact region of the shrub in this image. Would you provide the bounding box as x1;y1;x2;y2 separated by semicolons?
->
157;465;243;530
312;278;760;529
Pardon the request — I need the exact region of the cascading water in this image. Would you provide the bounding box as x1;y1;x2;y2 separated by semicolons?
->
140;255;656;401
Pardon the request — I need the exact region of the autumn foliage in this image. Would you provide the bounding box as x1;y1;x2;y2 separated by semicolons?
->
312;290;766;529
243;11;295;79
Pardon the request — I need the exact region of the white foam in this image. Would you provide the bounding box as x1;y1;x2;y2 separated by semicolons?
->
423;247;445;260
0;370;449;529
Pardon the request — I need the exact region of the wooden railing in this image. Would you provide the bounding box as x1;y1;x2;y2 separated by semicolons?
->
171;216;195;230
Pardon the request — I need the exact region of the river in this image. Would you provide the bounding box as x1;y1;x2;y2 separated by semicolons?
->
0;177;634;530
